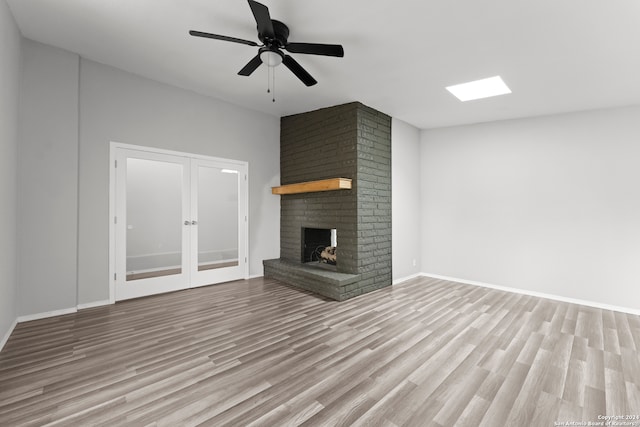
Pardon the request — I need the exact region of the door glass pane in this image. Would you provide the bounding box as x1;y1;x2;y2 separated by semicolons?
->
197;166;239;271
126;158;183;281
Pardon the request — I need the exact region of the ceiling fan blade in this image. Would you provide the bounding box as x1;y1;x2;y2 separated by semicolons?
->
238;54;263;76
189;30;258;47
283;55;317;86
285;43;344;57
247;0;275;39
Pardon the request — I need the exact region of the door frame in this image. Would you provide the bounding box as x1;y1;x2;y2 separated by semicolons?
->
108;141;249;303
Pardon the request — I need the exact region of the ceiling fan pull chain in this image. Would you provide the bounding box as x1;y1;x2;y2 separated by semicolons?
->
272;68;276;102
267;65;271;94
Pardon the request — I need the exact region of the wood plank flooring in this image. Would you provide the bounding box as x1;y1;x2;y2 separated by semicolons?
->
1;276;639;426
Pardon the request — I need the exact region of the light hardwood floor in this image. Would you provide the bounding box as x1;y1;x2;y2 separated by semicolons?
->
1;276;639;426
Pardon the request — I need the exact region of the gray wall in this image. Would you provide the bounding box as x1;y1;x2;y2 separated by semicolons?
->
77;59;280;304
391;118;422;281
421;106;640;310
15;40;280;312
0;0;21;342
17;40;79;316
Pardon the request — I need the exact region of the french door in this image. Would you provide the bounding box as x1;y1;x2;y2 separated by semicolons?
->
111;144;248;301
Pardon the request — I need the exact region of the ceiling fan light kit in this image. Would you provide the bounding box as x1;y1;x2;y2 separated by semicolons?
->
260;49;283;67
189;0;344;89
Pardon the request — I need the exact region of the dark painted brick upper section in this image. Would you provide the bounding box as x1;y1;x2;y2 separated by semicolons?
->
281;103;358;185
266;102;392;301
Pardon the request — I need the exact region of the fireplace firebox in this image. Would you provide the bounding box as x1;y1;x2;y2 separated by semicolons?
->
302;227;337;265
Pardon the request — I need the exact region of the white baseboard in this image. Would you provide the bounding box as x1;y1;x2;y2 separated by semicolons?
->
420;273;640;316
0;300;111;344
2;300;113;351
393;272;423;286
248;273;264;280
17;307;78;323
77;300;111;310
1;317;18;352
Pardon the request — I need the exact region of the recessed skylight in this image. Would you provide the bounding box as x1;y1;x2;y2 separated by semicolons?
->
446;76;511;102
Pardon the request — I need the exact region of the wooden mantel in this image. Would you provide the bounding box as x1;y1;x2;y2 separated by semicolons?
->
272;178;352;195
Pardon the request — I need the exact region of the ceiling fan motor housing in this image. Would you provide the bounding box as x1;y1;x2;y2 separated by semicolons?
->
259;20;290;48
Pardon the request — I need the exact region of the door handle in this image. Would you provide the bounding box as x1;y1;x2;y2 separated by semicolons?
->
191;220;198;225
184;220;190;225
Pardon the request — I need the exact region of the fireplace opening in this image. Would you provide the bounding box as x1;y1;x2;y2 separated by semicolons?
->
302;227;337;266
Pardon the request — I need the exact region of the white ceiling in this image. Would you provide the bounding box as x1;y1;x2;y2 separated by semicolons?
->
7;0;640;129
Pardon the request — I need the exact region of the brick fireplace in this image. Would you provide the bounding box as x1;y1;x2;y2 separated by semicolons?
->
263;102;391;301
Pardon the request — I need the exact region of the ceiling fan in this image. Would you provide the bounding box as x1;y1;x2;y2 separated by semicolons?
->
189;0;344;87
